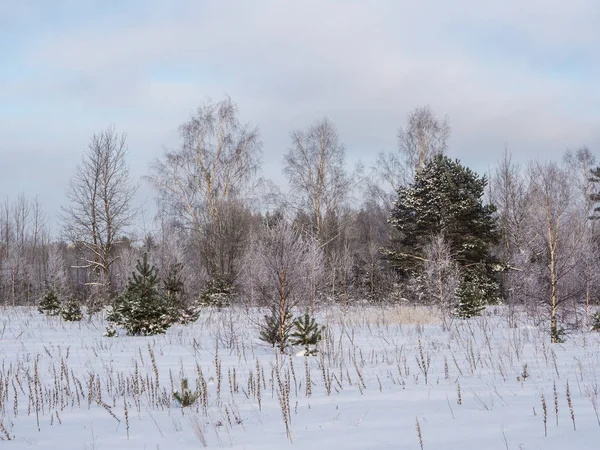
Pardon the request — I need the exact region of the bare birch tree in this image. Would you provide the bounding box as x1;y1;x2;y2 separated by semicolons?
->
564;147;598;325
373;106;450;206
241;219;324;352
421;233;460;329
524;160;587;342
61;127;137;303
399;106;450;175
283;118;351;242
490;149;529;321
147;97;261;289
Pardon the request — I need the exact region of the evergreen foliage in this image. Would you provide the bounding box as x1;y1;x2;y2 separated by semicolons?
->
107;253;172;336
385;154;499;313
38;288;61;316
199;277;233;308
592;311;600;332
290;311;324;355
60;297;83;321
164;262;199;324
104;326;117;337
172;378;200;408
455;270;486;319
259;306;294;348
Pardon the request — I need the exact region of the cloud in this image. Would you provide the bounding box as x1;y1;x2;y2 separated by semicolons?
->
2;0;599;228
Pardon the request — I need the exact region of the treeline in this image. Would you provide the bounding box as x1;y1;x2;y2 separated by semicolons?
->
1;97;600;340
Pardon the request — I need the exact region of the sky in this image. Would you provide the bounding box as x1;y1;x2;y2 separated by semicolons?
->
2;0;599;230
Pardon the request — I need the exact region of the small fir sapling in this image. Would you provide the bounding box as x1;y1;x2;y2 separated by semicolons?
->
259;306;294;349
290;311;324;356
38;288;61;316
172;378;200;408
163;262;199;324
60;297;83;322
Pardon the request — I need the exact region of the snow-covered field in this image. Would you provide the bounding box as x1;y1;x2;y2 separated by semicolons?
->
1;305;599;449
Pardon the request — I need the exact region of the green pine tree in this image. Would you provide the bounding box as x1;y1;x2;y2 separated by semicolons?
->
199;277;233;308
60;297;83;321
290;311;324;356
108;253;172;336
455;271;486;318
259;306;294;349
385;154;500;311
172;378;200;408
38;288;61;316
164;262;199;324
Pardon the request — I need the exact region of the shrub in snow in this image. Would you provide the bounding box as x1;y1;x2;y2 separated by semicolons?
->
172;378;200;408
164;262;199;324
107;253;173;336
198;278;233;308
455;277;485;319
38;288;61;316
104;326;117;337
591;311;600;332
455;266;496;319
60;297;83;322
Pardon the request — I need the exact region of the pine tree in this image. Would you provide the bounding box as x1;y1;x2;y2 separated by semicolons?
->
38;288;61;316
259;306;294;349
108;253;172;336
199;277;232;308
455;268;486;318
290;311;324;356
172;378;200;408
163;262;199;324
385;155;499;312
60;297;83;321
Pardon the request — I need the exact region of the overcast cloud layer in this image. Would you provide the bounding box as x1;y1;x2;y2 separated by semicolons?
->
2;0;599;228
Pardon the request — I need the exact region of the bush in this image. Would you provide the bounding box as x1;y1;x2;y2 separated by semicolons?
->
199;278;233;308
60;297;83;322
591;311;600;332
104;326;118;338
172;378;200;408
38;288;61;316
455;278;485;319
164;262;199;324
455;267;495;319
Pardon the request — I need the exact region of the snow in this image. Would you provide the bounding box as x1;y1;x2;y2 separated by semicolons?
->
1;305;599;449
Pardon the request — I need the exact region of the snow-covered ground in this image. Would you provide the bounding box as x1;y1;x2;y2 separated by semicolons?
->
1;305;599;449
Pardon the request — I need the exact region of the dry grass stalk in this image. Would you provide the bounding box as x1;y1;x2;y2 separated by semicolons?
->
566;380;576;431
124;397;130;439
415;416;423;450
305;357;312;398
0;421;11;440
541;392;548;437
553;381;559;426
416;338;431;385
